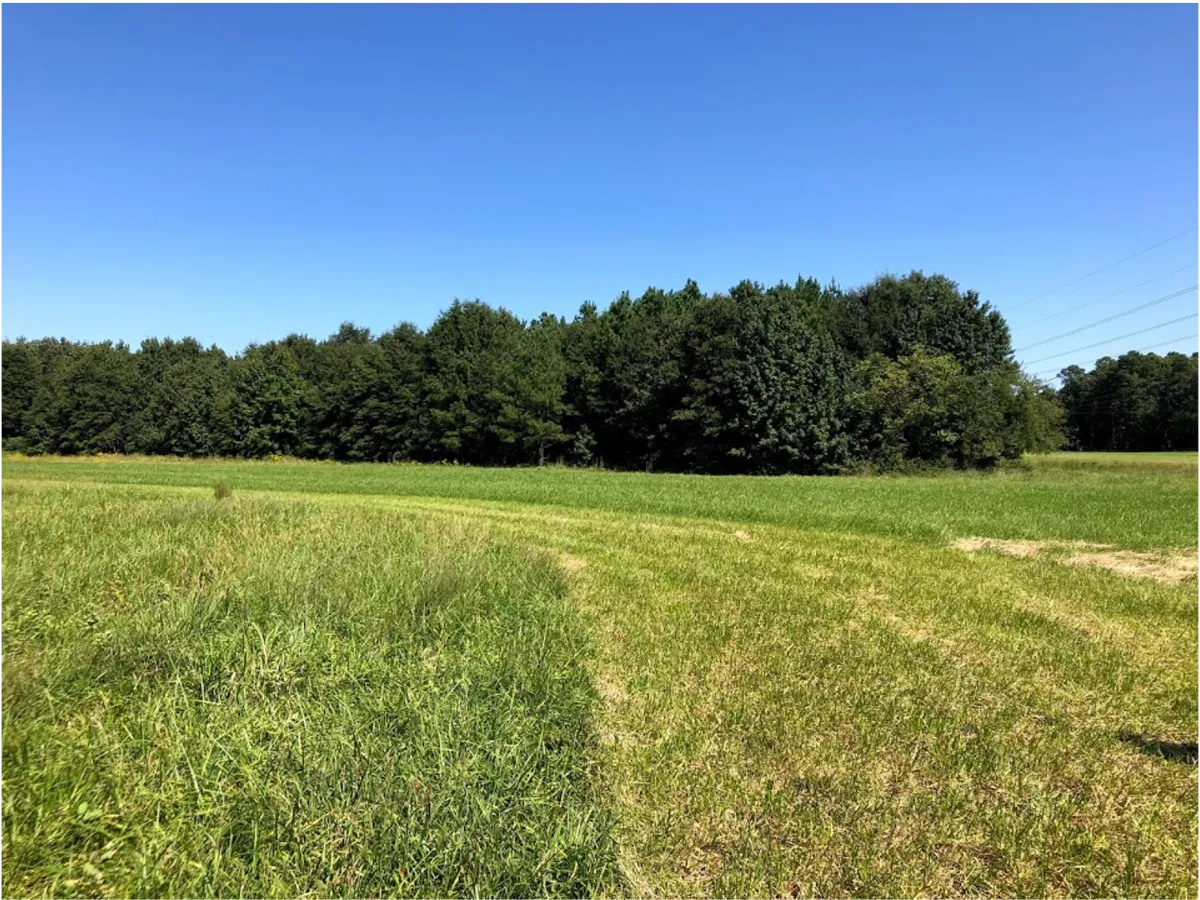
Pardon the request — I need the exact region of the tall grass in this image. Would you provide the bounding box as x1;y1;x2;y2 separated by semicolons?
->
2;483;620;898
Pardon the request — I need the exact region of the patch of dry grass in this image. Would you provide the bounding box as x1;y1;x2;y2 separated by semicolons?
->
953;536;1198;584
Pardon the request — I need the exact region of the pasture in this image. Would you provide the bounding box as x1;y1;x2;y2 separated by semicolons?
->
2;453;1197;898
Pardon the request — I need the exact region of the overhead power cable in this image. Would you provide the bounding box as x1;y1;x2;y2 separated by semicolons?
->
1024;264;1197;326
1126;332;1197;356
1014;285;1197;352
1022;314;1200;367
1033;332;1199;381
1006;225;1198;313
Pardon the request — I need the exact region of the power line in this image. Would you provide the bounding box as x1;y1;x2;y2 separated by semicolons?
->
1027;328;1200;379
1022;314;1200;367
1024;264;1197;326
1035;331;1200;423
1119;332;1195;355
1014;285;1197;352
1125;333;1196;356
1005;225;1197;313
1034;332;1199;381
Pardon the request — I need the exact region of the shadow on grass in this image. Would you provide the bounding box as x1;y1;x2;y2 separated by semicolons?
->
1117;731;1198;764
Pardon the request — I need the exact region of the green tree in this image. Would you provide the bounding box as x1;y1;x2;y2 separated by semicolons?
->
674;280;850;474
1006;374;1065;455
31;342;141;454
360;322;429;462
561;302;610;466
295;324;385;460
4;267;1085;471
2;339;39;448
127;337;228;455
849;348;1032;469
1159;352;1198;450
495;313;568;465
835;271;1012;374
1057;351;1197;451
591;283;700;470
423;300;528;464
213;343;307;457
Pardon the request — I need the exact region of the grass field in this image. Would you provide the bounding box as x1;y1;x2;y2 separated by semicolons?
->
3;453;1197;898
1031;452;1199;472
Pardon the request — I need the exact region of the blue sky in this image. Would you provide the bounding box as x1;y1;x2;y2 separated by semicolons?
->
4;4;1197;377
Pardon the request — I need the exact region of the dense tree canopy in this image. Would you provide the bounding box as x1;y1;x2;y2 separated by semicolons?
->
671;281;849;474
3;269;1150;472
1056;351;1198;452
833;272;1011;375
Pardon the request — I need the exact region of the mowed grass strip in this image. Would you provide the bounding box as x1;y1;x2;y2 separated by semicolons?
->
379;494;1198;898
1;483;621;898
5;452;1196;550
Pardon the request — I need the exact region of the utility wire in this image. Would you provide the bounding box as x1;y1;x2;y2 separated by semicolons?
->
1121;332;1196;356
1022;314;1200;367
1014;285;1197;352
1034;332;1199;381
1034;333;1199;424
1024;264;1197;326
1006;225;1198;313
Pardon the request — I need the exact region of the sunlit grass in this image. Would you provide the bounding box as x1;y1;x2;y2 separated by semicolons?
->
2;455;1196;898
1030;451;1198;471
2;484;619;898
4;452;1196;550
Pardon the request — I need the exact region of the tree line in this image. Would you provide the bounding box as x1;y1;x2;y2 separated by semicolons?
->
7;269;1175;473
1055;350;1198;452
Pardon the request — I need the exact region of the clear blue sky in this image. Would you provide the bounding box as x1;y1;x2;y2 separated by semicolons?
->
4;4;1197;377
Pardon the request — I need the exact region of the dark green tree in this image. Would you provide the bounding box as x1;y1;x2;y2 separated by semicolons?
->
2;268;1093;470
127;337;228;455
2;339;39;448
30;342;141;454
496;313;568;466
360;322;429;462
213;342;307;457
590;283;700;470
673;280;850;474
561;302;610;466
835;271;1012;374
1159;352;1199;451
423;300;528;464
295;324;385;460
1057;351;1197;451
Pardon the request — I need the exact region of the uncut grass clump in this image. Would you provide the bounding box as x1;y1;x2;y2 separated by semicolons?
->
1;484;621;898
